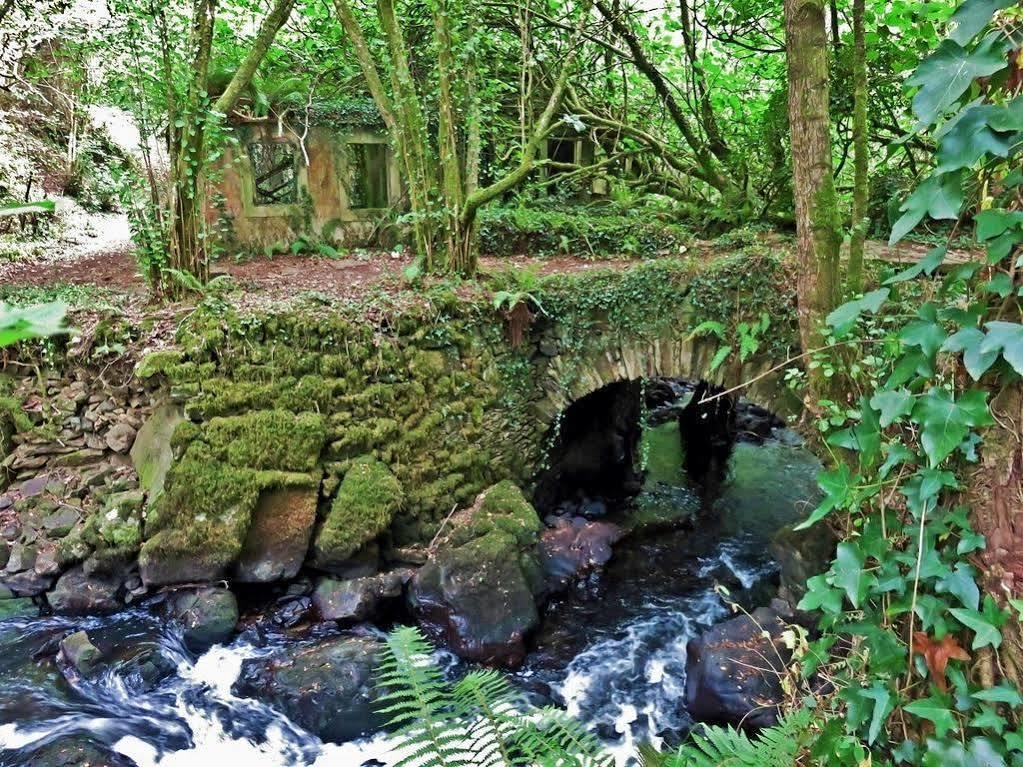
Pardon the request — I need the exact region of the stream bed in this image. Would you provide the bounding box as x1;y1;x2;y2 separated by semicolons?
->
0;427;820;767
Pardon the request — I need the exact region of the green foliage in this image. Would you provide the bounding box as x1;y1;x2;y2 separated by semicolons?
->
687;248;799;359
663;708;816;767
374;626;612;767
478;205;693;259
0;301;69;347
785;4;1023;765
0;200;56;217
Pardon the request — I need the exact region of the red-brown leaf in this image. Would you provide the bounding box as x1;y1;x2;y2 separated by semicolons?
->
913;632;970;692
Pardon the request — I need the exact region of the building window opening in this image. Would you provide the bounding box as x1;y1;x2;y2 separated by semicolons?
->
346;142;389;209
248;142;298;205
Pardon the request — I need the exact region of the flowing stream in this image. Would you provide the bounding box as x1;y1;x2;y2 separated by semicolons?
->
0;421;819;767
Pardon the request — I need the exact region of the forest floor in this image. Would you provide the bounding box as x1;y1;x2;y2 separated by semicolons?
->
0;207;977;305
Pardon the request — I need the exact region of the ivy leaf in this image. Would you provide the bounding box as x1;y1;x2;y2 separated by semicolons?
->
973;209;1023;240
798;574;844;614
880;442;915;479
890;172;964;245
936;562;981;610
904;696;960;738
970;706;1006;734
870;388;915;427
950;607;1002;649
973;684;1023;707
948;0;1017;45
861;682;895;745
794;464;854;530
913;632;971;692
912;388;993;467
907;34;1010;127
942;327;999;380
922;737;1006;767
901;318;949;361
885;245;948;284
827;288;890;328
935;104;1013;172
980;321;1023;374
830;542;874;609
984;272;1013;298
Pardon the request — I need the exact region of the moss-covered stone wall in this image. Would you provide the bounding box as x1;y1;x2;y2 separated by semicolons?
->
135;252;801;585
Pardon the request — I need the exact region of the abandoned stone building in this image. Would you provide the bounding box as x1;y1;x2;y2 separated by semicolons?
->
209;115;402;250
208;114;604;251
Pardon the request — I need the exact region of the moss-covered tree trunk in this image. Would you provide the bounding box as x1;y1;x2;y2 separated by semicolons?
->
164;0;295;293
331;0;588;277
848;0;869;293
784;0;841;396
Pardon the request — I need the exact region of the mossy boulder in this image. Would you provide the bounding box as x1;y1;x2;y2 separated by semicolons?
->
131;403;185;496
409;481;543;668
138;410;327;586
311;456;402;572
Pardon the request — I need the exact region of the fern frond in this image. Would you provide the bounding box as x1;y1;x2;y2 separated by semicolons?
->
453;670;525;767
513;706;614;767
375;626;469;767
665;709;813;767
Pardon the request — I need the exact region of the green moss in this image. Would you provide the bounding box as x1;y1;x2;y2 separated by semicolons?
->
137;350;185;379
204;410;327;471
312;455;403;566
140;436;318;579
446;480;541;549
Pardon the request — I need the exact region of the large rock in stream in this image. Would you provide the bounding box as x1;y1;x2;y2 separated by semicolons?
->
18;737;139;767
169;587;238;651
409;481;544;668
684;607;791;729
233;635;383;743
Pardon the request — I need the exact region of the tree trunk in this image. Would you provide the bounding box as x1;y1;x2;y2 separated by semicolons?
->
848;0;868;293
165;0;296;292
785;0;842;392
166;0;216;290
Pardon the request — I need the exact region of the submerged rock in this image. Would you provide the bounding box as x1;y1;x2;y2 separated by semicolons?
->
169;587;238;651
410;481;543;667
48;566;122;615
59;630;102;676
19;736;138;767
538;517;623;590
684;607;790;729
0;596;36;619
233;635;383;743
312;570;408;623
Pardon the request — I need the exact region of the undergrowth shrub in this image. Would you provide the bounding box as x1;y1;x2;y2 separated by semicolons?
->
477;205;693;259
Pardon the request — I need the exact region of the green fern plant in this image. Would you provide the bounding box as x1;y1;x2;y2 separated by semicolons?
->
375;626;612;767
663;708;813;767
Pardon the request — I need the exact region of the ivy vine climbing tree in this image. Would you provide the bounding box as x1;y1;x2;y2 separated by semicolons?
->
784;0;843;407
790;0;1023;764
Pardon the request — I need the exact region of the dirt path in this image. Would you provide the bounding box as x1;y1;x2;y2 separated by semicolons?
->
1;225;977;304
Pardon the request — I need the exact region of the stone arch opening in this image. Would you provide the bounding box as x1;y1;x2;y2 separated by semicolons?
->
531;376;787;517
